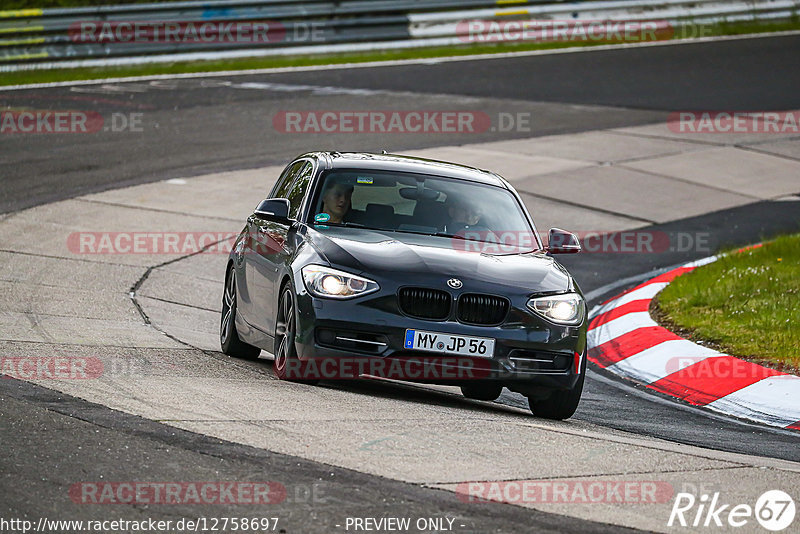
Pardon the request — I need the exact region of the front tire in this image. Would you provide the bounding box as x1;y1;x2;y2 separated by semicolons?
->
528;372;584;420
273;286;318;384
220;266;261;360
461;383;503;401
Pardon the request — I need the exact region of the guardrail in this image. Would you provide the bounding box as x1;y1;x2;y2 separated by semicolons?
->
1;0;798;70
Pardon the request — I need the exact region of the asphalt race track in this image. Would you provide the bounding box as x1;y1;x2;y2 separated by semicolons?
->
4;34;800;215
1;34;800;533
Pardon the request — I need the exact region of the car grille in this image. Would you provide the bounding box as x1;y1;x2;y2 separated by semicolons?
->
457;294;509;325
398;287;451;320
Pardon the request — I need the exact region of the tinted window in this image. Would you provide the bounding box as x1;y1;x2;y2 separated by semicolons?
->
286;162;313;219
271;161;306;199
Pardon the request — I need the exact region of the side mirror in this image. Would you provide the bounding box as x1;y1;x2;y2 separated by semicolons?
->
546;227;581;254
254;198;290;222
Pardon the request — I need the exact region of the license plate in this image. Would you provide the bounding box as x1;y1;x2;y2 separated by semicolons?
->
404;329;495;358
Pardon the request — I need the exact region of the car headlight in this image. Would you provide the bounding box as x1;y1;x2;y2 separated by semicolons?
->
527;293;585;325
301;265;379;299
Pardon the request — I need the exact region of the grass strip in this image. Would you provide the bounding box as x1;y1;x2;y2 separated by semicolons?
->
655;233;800;373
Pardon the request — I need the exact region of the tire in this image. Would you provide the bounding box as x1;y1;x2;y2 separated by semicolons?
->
528;371;584;420
220;265;261;360
273;286;319;384
461;382;503;401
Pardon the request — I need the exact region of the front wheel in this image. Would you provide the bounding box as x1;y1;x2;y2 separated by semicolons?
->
461;383;503;401
220;266;261;360
528;372;584;420
273;286;318;384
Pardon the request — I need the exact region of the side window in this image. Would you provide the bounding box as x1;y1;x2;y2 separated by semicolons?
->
286;162;313;219
271;161;306;199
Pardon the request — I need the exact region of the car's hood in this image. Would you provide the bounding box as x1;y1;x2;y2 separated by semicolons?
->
306;226;571;293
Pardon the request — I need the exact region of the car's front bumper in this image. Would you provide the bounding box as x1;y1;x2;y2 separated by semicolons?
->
292;288;587;394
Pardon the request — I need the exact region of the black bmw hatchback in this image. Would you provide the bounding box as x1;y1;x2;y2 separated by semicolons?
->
221;152;587;419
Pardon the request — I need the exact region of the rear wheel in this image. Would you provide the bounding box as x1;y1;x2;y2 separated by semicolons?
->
220;266;261;359
460;383;503;401
273;286;318;384
528;372;584;420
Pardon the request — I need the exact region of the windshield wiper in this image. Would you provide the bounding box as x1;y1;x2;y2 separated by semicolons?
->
314;221;387;232
322;221;364;228
427;231;466;240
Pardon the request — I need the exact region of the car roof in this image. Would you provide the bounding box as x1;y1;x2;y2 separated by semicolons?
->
305;152;509;188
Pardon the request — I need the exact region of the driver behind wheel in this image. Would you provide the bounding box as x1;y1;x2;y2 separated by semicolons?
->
444;194;484;233
320;180;354;224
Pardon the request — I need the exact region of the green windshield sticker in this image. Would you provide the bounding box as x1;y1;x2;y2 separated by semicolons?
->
356;177;374;184
314;213;331;223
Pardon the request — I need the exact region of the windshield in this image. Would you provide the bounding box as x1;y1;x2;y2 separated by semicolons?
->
308;169;540;253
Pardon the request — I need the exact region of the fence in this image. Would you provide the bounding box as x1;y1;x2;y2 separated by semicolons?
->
1;0;797;70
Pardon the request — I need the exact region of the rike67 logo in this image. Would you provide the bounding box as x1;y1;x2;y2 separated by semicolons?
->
668;490;795;531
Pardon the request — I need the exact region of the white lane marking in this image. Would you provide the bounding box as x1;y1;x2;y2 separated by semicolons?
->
587;311;657;347
706;376;800;428
225;79;477;101
229;81;385;96
2;30;800;92
61;77;469;100
607;339;725;384
588;282;668;321
69;86;120;95
69;84;151;94
165;179;187;185
148;80;180;90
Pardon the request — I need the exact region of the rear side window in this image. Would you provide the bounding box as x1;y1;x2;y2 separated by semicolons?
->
286;162;313;219
271;160;306;199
